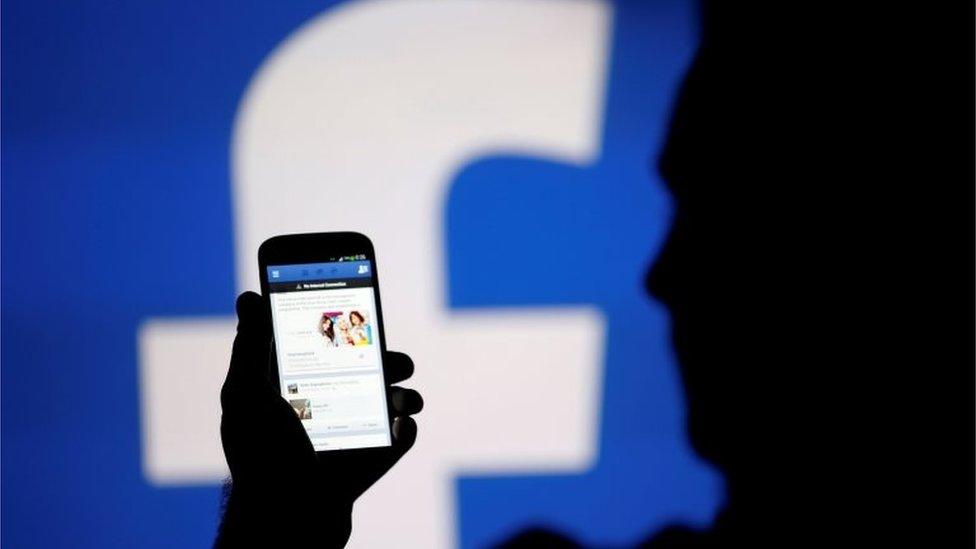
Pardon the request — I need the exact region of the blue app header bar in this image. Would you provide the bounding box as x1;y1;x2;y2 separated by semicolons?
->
267;261;372;283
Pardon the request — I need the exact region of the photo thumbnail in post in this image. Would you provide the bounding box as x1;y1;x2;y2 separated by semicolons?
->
317;310;373;349
289;398;313;420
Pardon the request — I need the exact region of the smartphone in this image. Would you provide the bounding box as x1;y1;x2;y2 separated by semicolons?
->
259;232;393;452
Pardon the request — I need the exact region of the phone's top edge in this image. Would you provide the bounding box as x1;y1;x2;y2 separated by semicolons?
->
258;232;375;263
260;231;369;243
259;231;371;248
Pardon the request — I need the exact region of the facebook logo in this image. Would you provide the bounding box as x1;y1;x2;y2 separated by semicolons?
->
3;0;721;547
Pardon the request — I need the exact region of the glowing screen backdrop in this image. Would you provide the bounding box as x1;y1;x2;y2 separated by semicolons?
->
2;0;722;546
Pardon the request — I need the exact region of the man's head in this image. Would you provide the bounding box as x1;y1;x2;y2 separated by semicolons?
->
646;1;782;486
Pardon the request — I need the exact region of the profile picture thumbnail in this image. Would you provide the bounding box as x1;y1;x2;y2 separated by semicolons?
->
286;383;299;395
318;310;373;348
289;398;312;420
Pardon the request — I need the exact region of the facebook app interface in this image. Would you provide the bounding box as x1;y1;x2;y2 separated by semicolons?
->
267;260;391;451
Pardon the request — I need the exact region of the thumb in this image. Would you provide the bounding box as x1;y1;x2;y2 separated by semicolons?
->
222;292;273;408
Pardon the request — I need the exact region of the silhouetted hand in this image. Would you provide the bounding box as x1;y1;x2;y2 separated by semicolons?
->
215;292;422;548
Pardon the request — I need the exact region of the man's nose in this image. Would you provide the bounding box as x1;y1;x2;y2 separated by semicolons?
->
645;232;675;304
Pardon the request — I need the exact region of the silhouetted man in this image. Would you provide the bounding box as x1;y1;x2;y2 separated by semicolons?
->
505;1;973;547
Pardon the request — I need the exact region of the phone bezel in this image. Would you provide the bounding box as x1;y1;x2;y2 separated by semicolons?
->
258;231;395;455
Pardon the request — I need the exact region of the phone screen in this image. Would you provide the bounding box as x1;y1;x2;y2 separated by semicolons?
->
266;259;392;451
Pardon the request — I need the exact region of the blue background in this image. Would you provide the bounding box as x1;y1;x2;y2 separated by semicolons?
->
1;0;722;546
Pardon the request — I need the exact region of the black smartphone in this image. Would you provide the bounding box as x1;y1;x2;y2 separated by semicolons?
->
258;232;393;452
